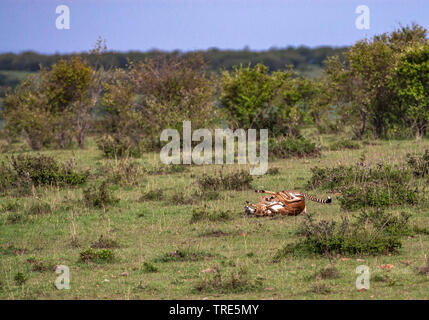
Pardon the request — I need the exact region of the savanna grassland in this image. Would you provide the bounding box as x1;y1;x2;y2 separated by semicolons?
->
1;133;429;300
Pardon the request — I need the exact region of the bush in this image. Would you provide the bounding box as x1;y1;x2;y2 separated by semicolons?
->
91;235;119;249
14;272;28;285
269;136;321;159
83;181;119;208
11;154;88;187
340;182;418;210
99;158;143;186
97;134;142;159
0;155;87;196
141;262;159;273
197;170;253;191
143;164;187;175
189;208;232;224
306;157;419;210
0;199;21;213
27;202;52;215
407;149;429;178
194;266;263;294
139;189;164;201
329;139;360;151
274;210;409;260
153;249;214;263
79;248;115;263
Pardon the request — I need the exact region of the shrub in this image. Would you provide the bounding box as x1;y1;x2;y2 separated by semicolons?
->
318;264;340;280
27;202;52;215
274;210;409;260
141;262;159;273
170;192;195;205
189;208;232;224
197;170;253;191
418;259;429;276
80;248;115;263
143;164;187;175
0;199;21;213
101;54;218;152
306;157;419;210
329;139;361;151
407;149;429;178
14;272;28;285
266;167;280;175
26;257;52;272
153;249;214;263
91;235;120;249
194;266;263;293
139;189;164;201
99;158;143;186
269;136;321;159
340;182;418;210
97;134;142;159
0;160;33;196
10;154;88;187
83;181;119;208
2;56;98;150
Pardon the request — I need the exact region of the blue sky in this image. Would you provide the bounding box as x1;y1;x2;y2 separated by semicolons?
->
0;0;427;53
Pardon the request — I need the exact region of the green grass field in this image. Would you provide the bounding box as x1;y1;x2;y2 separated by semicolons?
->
1;135;429;300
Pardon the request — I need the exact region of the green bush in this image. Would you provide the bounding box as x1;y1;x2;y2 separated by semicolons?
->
0;155;87;196
329;139;361;151
153;249;214;263
80;248;115;263
141;262;159;273
274;210;409;260
194;266;263;294
306;157;419;210
14;272;28;285
83;181;119;208
27;202;53;215
269;136;321;159
139;189;164;201
189;208;232;224
197;170;253;191
97;134;142;159
407;149;429;178
11;154;87;187
91;235;120;249
340;183;418;210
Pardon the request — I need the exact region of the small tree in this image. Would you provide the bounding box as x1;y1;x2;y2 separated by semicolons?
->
325;24;427;139
220;64;316;136
396;44;429;138
100;53;218;153
46;56;99;148
2;56;99;149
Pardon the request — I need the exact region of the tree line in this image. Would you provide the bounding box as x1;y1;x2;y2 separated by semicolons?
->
0;46;346;74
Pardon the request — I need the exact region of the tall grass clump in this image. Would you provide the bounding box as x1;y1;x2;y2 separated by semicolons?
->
197;169;253;191
269;136;321;159
194;266;263;294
